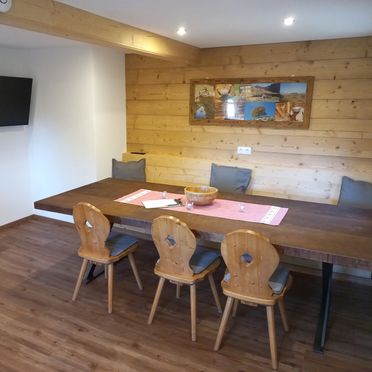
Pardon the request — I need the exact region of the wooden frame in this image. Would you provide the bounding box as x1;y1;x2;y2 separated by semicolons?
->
190;76;314;129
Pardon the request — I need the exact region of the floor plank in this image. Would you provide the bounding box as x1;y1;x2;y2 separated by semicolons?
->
0;216;371;371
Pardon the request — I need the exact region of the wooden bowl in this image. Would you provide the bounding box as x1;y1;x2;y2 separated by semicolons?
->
184;186;218;206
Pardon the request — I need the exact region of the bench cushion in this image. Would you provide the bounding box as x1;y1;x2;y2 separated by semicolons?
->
106;231;138;257
268;265;289;294
338;176;372;210
223;265;289;295
112;158;146;181
189;246;220;274
210;163;251;194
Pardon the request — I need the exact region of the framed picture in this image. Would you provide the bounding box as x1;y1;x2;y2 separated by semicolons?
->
190;76;314;129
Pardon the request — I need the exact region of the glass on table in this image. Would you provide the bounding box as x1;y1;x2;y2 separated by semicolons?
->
186;201;194;210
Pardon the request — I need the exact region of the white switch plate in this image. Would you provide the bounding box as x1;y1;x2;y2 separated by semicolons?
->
237;146;252;155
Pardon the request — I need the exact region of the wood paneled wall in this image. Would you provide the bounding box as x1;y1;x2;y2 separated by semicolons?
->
125;36;372;203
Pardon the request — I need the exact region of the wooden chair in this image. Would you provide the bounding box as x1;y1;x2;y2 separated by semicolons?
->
214;229;292;370
148;215;222;341
72;202;143;313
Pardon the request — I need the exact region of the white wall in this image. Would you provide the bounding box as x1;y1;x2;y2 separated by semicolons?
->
0;48;33;225
0;45;126;225
91;47;126;180
29;47;96;203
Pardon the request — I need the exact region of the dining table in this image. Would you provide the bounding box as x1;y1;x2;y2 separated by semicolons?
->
34;177;372;353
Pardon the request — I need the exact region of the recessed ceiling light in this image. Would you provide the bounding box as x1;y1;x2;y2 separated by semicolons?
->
177;26;187;36
283;16;295;26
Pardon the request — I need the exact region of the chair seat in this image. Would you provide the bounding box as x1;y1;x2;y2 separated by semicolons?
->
190;246;221;274
106;231;138;257
268;265;289;294
224;265;289;295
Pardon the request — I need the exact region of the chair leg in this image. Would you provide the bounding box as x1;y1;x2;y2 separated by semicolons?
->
128;252;143;291
107;263;114;314
278;298;289;332
214;296;234;351
208;273;222;313
176;283;181;299
232;299;239;318
266;305;278;370
72;258;89;301
148;277;166;325
190;284;197;341
104;264;107;279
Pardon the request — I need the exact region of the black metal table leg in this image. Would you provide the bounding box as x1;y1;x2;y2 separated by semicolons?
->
85;263;104;284
313;262;333;353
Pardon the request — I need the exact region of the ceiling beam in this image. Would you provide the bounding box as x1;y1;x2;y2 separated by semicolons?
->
0;0;200;65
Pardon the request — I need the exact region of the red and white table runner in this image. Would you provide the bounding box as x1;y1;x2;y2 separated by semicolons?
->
115;189;288;226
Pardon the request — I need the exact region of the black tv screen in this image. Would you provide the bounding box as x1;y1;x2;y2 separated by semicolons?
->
0;76;33;126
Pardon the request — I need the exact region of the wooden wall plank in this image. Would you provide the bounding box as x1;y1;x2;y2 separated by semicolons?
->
126;84;189;101
126;58;372;85
127;115;365;139
309;118;372;132
127;115;372;133
199;37;372;66
127;129;372;158
126;54;187;69
125;151;372;173
126;37;372;68
127;100;188;116
311;99;372;119
313;79;372;99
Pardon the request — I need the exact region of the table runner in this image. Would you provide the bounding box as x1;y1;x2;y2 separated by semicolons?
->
115;189;288;226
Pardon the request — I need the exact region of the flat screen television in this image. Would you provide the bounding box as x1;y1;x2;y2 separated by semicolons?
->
0;76;33;127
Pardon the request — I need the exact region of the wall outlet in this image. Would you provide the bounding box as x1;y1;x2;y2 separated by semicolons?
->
237;146;252;155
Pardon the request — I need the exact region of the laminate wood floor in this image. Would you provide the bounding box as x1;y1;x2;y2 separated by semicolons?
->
0;216;371;372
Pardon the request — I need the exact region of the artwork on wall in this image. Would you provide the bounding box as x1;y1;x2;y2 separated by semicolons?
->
190;76;314;129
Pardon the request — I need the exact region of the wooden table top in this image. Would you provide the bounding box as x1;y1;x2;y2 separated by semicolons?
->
34;178;372;269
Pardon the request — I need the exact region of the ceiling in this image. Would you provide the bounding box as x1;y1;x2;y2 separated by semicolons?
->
1;0;372;49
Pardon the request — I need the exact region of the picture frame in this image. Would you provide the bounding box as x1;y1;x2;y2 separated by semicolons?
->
190;76;314;129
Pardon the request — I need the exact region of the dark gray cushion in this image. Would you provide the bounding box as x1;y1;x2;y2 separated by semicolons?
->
189;246;220;274
210;163;251;193
112;158;146;181
106;231;138;256
223;265;289;295
268;265;289;294
338;176;372;210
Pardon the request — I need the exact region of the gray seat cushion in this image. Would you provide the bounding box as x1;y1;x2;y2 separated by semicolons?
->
210;163;251;193
338;176;372;210
223;264;289;295
268;265;289;294
112;158;146;181
189;246;220;274
106;231;138;257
